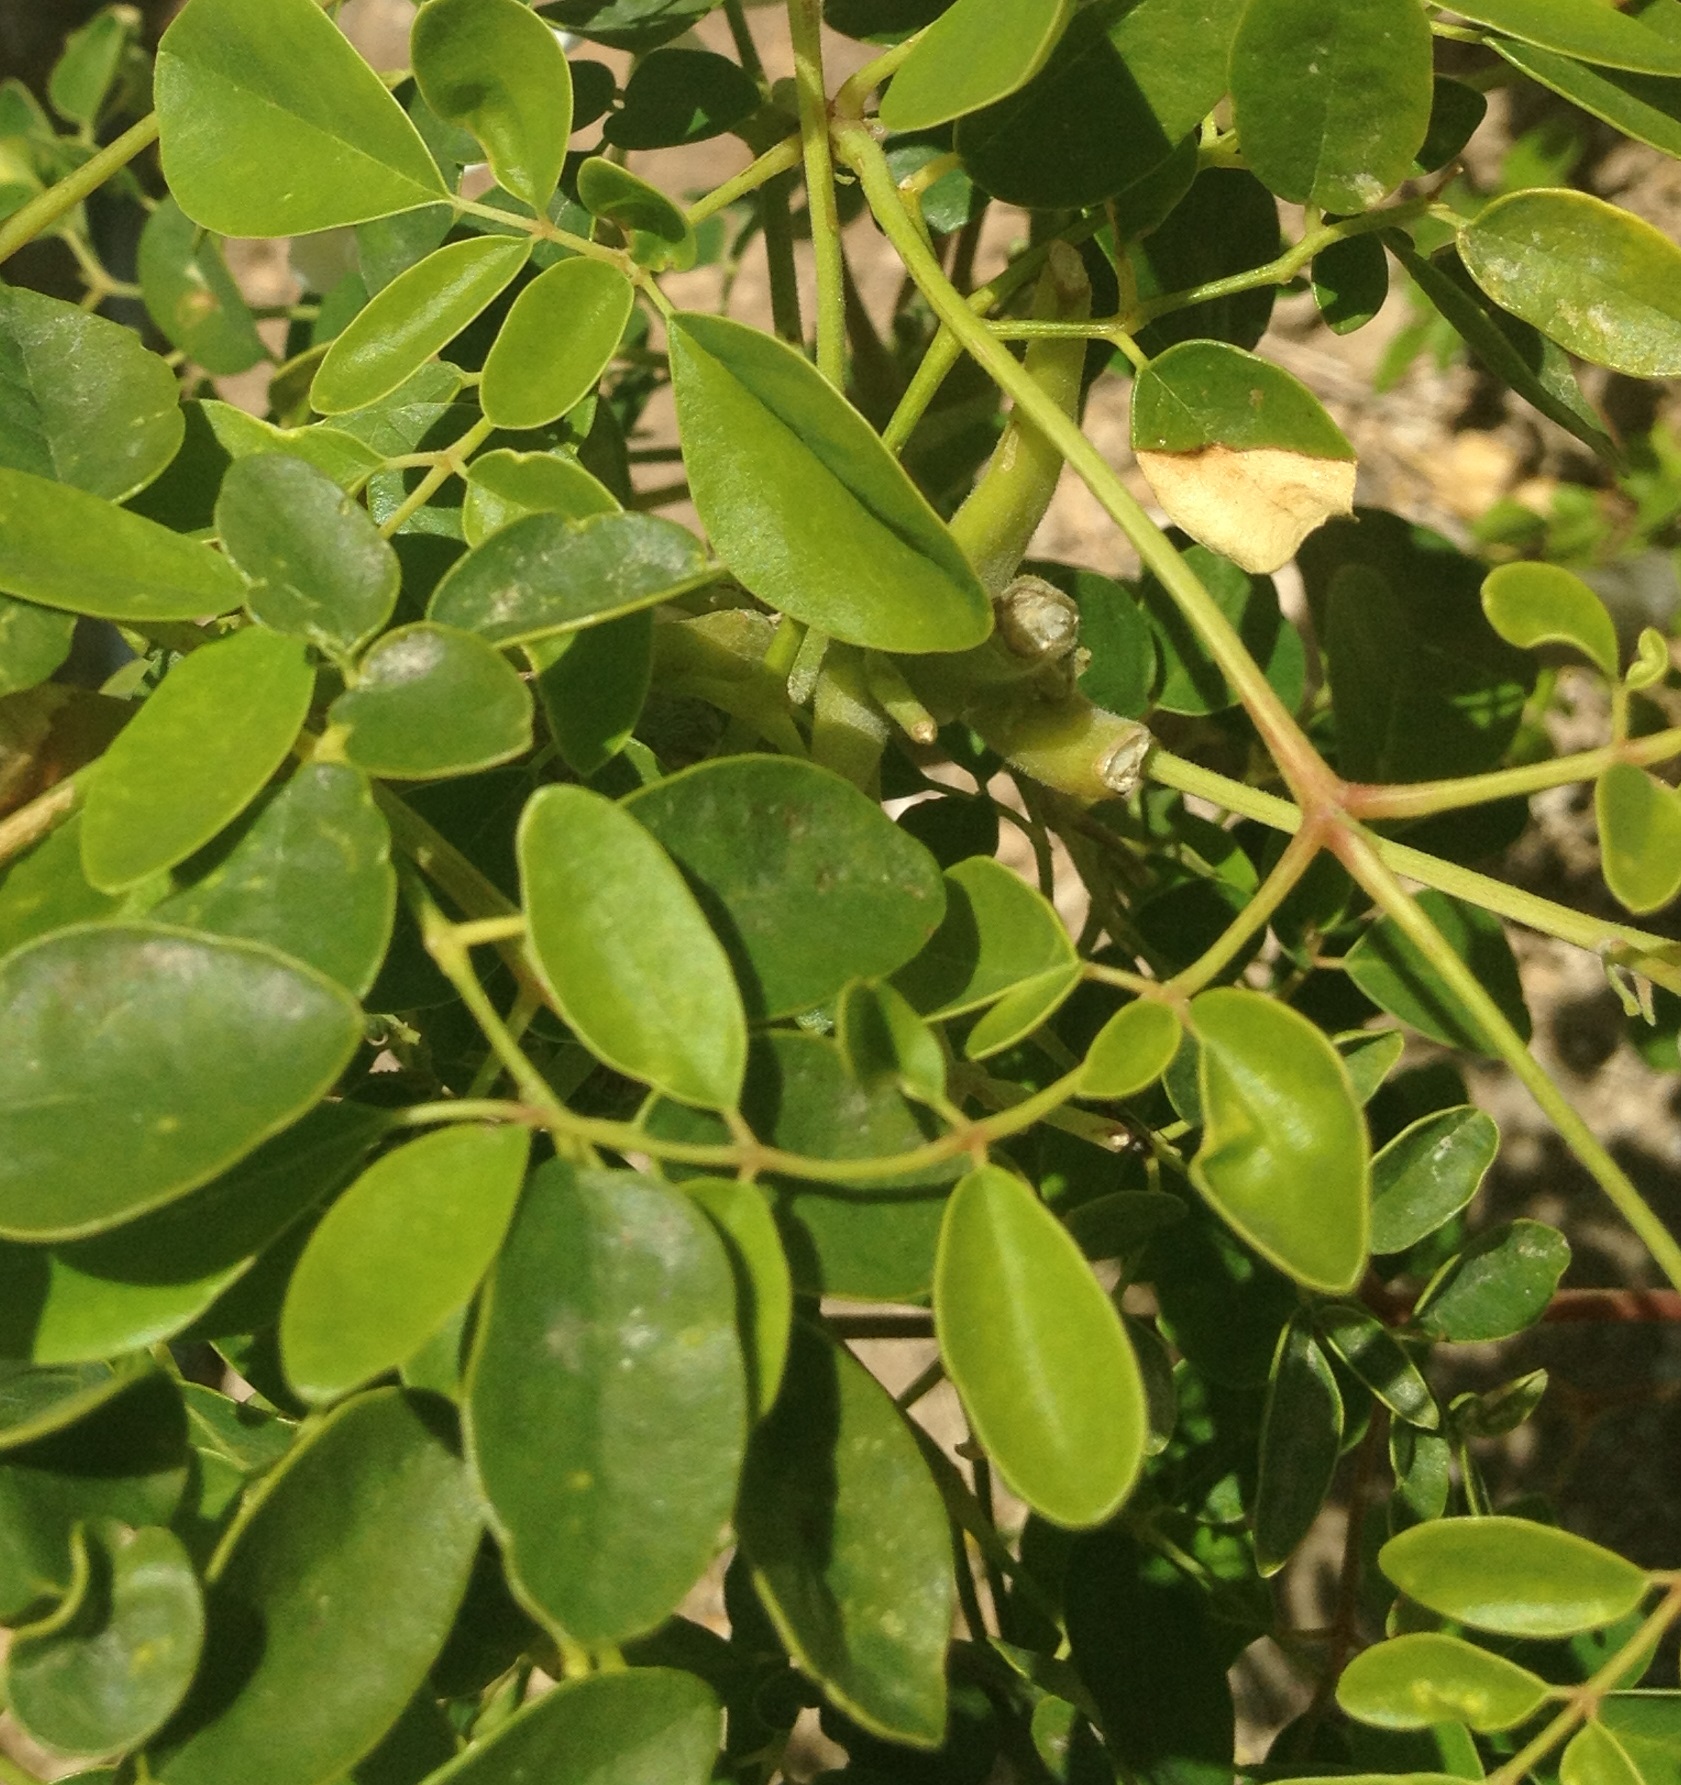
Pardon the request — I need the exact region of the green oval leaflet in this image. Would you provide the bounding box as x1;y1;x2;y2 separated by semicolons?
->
1561;1719;1647;1785
1230;0;1434;212
0;924;364;1241
0;596;75;699
329;622;534;780
216;452;399;654
737;1320;953;1748
624;754;948;1020
878;0;1071;132
0;286;186;501
529;611;653;778
894;854;1075;1018
0;468;246;621
1494;40;1681;162
836;978;947;1106
466;1163;747;1645
0;1357;156;1454
281;1123;530;1405
1189;987;1371;1294
412;0;574;213
155;0;449;236
80;626;316;894
1481;561;1619;678
1336;1631;1550;1734
138;197;269;378
480;257;636;431
1460;188;1681;377
1370;1105;1500;1254
682;1176;794;1417
518;783;748;1110
1447;0;1681;75
311;236;532;416
152;762;397;998
462;449;619;545
935;1165;1147;1528
575;156;697;269
1414;1219;1571;1343
148;1388;481;1785
1595;761;1681;915
1316;1303;1438;1429
5;1523;204;1758
428;510;713;646
421;1668;721;1785
668;311;993;654
1253;1315;1343;1575
604;47;759;148
1131;342;1356;458
1379;1516;1652;1638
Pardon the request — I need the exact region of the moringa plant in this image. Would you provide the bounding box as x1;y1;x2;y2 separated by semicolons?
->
0;0;1680;1780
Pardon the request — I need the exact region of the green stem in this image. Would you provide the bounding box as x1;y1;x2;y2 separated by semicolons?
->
0;111;159;266
1168;824;1325;998
1125;197;1431;330
685;135;803;225
787;0;846;386
1338;830;1681;1294
450;193;624;265
1484;1580;1681;1785
1146;748;1681;994
390;1099;537;1128
840;123;1329;803
1350;726;1681;821
378;416;494;538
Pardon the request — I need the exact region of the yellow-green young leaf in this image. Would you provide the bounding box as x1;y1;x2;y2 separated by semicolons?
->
576;157;696;269
138;198;269;379
1230;0;1434;212
5;1523;203;1759
421;1668;721;1785
467;1164;747;1645
683;1176;793;1417
311;236;532;415
1449;0;1681;75
1077;999;1184;1092
1189;987;1371;1293
669;312;993;654
155;0;449;237
878;0;1071;131
412;0;574;212
281;1123;530;1404
462;449;619;545
0;287;185;501
0;925;363;1242
963;965;1083;1060
0;469;245;622
81;628;315;894
1481;561;1619;677
1598;1698;1681;1785
739;1321;953;1748
329;623;534;780
519;784;747;1110
1337;1632;1550;1735
1562;1720;1647;1785
1460;190;1681;377
481;258;636;431
626;755;948;1020
48;6;137;128
1379;1516;1652;1639
149;1390;481;1785
429;511;713;646
935;1165;1147;1528
1253;1315;1342;1575
895;855;1075;1018
1596;762;1681;915
1131;341;1356;575
1627;625;1669;692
